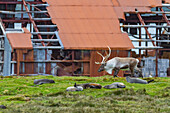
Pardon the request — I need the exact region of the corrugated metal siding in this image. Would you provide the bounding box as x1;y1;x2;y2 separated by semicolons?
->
113;0;162;19
6;28;32;49
164;0;170;3
44;0;134;50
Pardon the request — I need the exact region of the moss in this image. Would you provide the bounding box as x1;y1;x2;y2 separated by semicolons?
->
0;76;169;113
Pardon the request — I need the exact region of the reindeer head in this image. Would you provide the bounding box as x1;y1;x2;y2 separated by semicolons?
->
95;46;111;72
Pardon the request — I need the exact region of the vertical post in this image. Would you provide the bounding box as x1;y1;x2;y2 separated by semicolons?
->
139;26;141;57
155;49;158;77
145;30;148;56
21;3;23;20
0;19;12;76
3;37;12;76
156;25;158;46
72;51;75;75
16;50;20;76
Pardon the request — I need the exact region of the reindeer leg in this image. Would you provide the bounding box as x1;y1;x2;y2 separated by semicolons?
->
113;69;120;77
135;68;143;78
130;67;135;77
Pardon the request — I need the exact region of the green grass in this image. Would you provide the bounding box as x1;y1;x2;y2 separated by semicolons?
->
0;75;169;113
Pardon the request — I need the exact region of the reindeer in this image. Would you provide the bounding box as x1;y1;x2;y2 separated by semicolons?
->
95;47;143;78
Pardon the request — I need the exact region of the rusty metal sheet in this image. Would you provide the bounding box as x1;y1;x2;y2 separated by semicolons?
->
45;0;134;50
123;7;151;13
55;19;121;34
113;7;125;19
147;0;162;7
44;0;113;6
6;28;33;49
59;33;134;50
118;0;150;7
47;6;118;19
117;0;161;7
164;0;170;3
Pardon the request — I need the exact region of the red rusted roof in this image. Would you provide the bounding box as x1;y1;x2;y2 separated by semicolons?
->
44;0;134;50
6;28;33;49
113;0;162;19
115;0;162;7
164;0;170;3
59;33;133;50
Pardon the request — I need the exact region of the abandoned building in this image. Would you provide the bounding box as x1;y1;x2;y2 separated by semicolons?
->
0;0;169;77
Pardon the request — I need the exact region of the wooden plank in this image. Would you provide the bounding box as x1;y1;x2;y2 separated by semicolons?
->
83;51;90;75
25;50;34;74
90;50;104;77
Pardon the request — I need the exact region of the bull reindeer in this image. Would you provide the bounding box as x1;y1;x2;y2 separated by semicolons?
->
95;46;143;77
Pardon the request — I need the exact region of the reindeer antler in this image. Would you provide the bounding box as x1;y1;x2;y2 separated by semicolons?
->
104;46;111;62
95;46;111;64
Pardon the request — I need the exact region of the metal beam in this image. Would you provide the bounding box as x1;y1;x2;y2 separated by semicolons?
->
162;4;170;7
0;35;5;38
160;7;170;25
32;32;55;35
136;9;156;46
0;10;48;14
0;19;12;76
0;1;43;4
55;31;64;49
20;60;90;63
0;61;17;64
131;39;170;42
31;4;49;7
33;18;51;21
125;11;170;14
26;1;50;17
32;39;59;42
37;25;57;28
22;0;45;46
120;25;170;28
134;46;163;49
33;46;62;49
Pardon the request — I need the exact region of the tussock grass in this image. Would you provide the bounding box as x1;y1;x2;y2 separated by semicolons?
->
0;75;169;113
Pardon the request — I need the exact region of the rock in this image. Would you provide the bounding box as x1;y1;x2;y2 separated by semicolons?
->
0;105;6;109
126;76;154;84
34;79;55;85
103;82;126;89
77;83;102;89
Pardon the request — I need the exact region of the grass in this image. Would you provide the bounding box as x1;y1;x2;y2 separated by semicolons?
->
0;75;169;113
